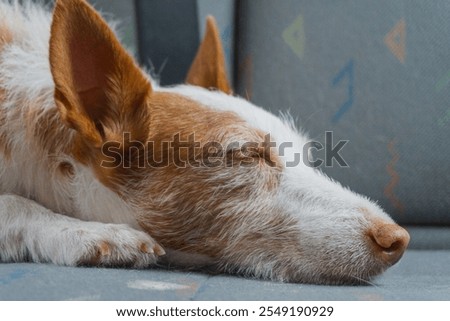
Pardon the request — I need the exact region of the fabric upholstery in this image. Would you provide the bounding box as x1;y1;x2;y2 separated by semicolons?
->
235;0;450;225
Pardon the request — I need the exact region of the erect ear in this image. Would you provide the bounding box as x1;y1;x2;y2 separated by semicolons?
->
186;16;232;94
50;0;151;147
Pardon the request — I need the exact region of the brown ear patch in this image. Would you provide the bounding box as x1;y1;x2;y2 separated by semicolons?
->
50;0;151;148
186;16;232;94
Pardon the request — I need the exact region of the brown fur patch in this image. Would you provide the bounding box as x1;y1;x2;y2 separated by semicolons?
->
0;132;11;160
0;21;12;159
77;241;110;266
0;19;10;160
0;22;13;50
98;241;111;256
110;92;284;258
0;92;11;160
82;91;281;186
69;89;286;259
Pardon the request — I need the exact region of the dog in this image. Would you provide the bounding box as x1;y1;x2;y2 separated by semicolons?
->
0;0;409;285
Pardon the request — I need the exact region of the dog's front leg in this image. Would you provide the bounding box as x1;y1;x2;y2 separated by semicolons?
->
0;194;164;267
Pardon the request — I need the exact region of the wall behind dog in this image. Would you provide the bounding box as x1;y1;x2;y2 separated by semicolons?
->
235;0;450;225
87;0;138;54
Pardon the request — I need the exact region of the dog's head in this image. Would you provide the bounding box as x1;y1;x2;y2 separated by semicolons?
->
49;0;409;284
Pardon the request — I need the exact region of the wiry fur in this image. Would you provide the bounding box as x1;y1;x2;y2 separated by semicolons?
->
0;0;409;285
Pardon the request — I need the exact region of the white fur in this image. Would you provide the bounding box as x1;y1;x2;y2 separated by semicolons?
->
0;1;54;107
0;194;158;266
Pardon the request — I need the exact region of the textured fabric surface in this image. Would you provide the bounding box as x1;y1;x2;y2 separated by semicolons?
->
0;249;449;300
235;0;450;225
135;0;199;86
407;226;450;250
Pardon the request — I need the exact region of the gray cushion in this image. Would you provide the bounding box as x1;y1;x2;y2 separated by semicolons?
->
1;248;449;300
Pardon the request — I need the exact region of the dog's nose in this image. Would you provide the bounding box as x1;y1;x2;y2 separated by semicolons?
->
368;223;410;265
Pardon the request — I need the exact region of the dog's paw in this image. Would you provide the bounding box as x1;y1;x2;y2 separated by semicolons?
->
73;224;165;268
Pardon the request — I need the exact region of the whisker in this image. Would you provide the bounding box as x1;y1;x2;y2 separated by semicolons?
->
349;274;378;287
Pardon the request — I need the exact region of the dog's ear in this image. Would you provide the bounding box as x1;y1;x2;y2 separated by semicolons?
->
186;16;232;94
50;0;151;147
